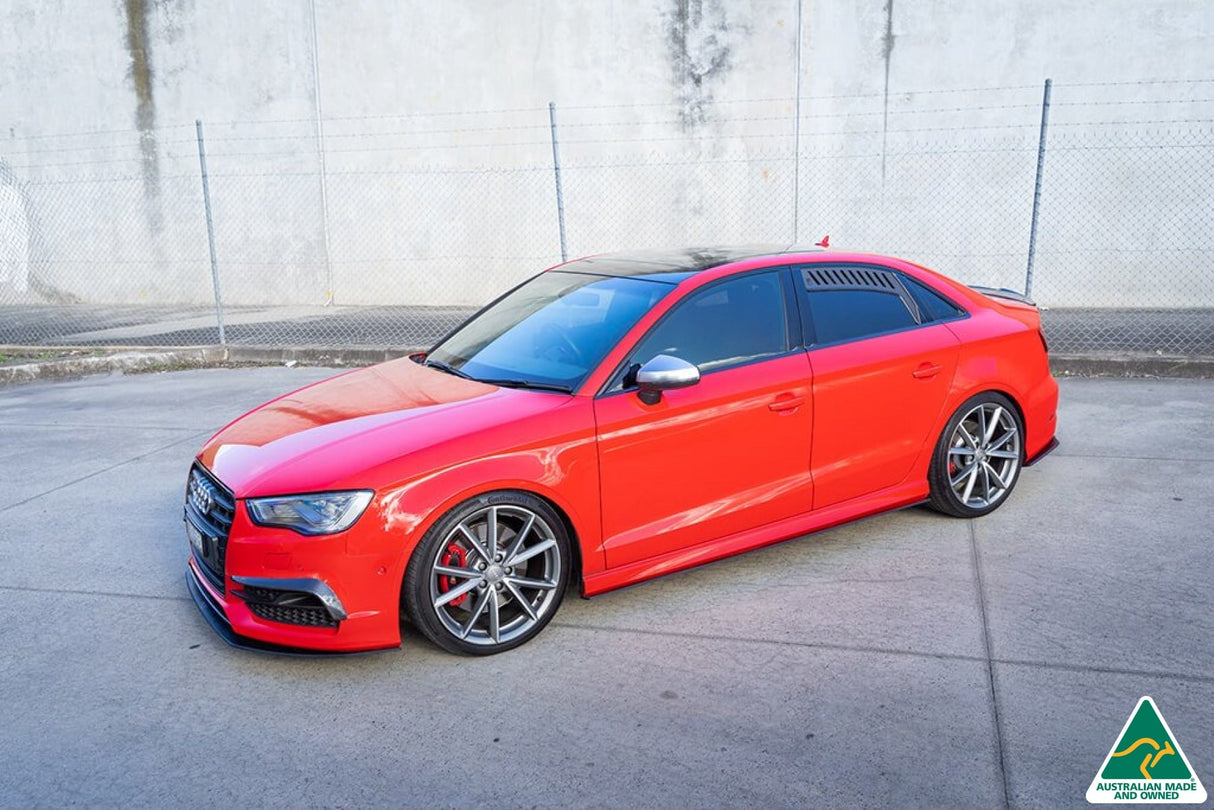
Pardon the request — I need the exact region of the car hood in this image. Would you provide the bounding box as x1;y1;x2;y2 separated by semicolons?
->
198;357;565;497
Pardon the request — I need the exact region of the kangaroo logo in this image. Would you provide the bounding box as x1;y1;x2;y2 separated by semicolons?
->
1112;736;1176;780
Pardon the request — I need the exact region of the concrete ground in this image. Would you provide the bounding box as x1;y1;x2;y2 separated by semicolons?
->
0;369;1210;808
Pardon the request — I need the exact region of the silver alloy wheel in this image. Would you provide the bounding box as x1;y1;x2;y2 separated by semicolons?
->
427;504;562;647
946;401;1022;510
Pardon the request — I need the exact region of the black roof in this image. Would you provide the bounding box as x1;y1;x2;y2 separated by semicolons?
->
557;245;804;282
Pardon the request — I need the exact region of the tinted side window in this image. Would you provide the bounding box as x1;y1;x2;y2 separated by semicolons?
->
626;272;788;377
806;289;916;345
901;276;965;322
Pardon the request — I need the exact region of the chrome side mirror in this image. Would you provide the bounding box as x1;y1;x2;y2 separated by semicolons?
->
635;354;700;405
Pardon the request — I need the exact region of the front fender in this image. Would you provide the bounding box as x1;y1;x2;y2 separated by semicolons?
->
370;411;603;584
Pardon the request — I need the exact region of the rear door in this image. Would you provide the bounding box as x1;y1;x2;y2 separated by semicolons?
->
797;265;963;509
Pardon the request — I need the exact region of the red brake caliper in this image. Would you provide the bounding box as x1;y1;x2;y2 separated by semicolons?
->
438;543;469;607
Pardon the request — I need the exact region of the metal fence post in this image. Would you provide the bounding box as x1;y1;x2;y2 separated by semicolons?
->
792;0;803;242
307;0;335;304
548;101;568;262
195;119;226;345
1025;77;1052;298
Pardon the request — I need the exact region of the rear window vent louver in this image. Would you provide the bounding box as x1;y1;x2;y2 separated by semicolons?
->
803;267;898;291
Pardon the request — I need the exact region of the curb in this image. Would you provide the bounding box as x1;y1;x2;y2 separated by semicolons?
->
2;346;1212;386
0;345;416;386
1050;354;1214;379
0;347;225;386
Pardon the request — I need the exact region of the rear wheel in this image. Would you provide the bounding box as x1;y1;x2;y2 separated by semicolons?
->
928;392;1023;518
404;491;569;655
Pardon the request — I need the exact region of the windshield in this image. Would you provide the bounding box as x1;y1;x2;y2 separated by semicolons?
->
427;271;674;392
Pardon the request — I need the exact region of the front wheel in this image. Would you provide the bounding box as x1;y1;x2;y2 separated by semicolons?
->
403;491;570;655
928;392;1024;518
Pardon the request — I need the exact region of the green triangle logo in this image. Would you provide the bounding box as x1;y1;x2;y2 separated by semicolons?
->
1087;697;1207;804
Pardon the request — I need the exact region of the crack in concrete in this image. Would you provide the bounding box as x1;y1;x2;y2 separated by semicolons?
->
0;583;189;603
1054;452;1214;463
970;519;1011;810
552;620;1214;685
0;430;208;514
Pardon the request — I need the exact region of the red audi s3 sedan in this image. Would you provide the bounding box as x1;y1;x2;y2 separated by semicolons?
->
184;247;1059;655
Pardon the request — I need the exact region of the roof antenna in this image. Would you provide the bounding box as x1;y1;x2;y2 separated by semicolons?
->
815;234;830;248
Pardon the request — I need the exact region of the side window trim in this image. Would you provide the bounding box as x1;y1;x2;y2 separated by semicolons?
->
890;275;925;323
793;267;818;346
596;268;798;397
898;273;968;324
779;266;807;350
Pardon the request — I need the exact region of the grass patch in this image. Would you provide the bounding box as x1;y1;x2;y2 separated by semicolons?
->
0;348;106;366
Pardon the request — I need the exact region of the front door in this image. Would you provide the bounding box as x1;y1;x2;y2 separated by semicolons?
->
594;270;814;568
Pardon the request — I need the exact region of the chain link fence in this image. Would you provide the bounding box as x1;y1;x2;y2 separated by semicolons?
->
1;80;1211;355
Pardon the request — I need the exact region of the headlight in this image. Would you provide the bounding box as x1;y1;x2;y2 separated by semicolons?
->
246;491;374;535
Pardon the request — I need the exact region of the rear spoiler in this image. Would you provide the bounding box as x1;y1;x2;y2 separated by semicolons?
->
969;286;1037;307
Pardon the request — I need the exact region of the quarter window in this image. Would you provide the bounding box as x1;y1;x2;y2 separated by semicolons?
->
805;289;917;345
901;276;966;322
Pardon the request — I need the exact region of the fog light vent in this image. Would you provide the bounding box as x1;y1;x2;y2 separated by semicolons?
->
238;586;339;629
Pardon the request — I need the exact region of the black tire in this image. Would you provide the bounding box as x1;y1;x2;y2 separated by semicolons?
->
403;490;570;655
927;392;1024;518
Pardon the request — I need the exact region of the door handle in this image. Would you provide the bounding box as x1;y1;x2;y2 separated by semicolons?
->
912;363;942;379
768;395;805;412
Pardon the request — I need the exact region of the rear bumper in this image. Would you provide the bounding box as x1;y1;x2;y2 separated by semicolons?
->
1021;367;1060;465
1025;436;1059;467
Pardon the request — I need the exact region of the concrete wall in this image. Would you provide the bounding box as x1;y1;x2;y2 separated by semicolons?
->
0;1;1211;308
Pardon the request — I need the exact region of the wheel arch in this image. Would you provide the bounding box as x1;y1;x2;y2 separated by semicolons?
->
396;482;583;654
392;478;592;615
527;489;586;596
908;383;1029;495
939;381;1029;446
977;386;1028;448
925;387;1027;517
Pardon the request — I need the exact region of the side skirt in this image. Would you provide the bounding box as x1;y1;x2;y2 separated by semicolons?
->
581;481;928;597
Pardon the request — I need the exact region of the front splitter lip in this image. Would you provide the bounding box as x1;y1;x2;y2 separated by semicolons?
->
184;564;387;658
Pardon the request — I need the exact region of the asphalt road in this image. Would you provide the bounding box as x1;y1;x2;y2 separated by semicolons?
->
0;370;1211;808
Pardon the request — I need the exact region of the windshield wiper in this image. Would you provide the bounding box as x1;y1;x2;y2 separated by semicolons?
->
478;379;574;394
425;361;572;394
424;359;473;380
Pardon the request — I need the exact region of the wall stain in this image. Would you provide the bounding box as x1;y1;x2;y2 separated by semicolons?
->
123;0;161;224
664;0;736;129
880;0;895;185
0;160;78;302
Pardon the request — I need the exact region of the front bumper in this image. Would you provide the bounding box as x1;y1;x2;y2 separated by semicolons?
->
185;562;349;655
183;470;405;653
185;553;401;654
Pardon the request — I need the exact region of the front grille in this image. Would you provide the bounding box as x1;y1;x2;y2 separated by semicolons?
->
184;463;236;593
238;585;340;628
247;602;339;629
